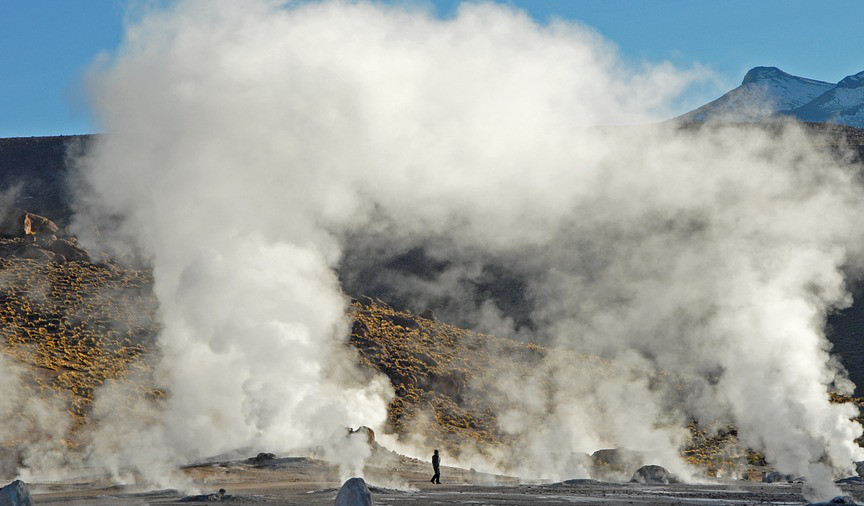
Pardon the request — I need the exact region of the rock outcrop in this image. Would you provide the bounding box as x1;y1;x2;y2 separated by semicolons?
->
335;477;373;506
0;209;58;238
348;426;377;449
630;465;678;485
247;453;276;466
0;480;33;506
762;471;802;483
0;209;88;263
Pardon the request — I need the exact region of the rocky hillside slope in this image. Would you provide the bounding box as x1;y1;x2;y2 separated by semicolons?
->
348;298;782;478
0;211;158;447
0;212;794;479
0;205;849;478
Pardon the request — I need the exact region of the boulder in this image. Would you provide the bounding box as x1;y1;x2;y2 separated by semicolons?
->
335;477;373;506
808;496;862;506
348;426;377;448
0;480;33;506
22;212;58;237
630;465;678;485
763;471;803;483
45;238;89;262
0;209;58;238
856;460;864;478
247;452;276;465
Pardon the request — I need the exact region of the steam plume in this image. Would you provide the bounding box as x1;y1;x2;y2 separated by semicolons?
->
60;0;864;500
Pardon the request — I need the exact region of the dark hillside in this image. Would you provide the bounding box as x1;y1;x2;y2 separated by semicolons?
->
0;135;92;226
801;122;864;161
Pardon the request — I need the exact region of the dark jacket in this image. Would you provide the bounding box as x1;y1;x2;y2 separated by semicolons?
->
432;454;440;469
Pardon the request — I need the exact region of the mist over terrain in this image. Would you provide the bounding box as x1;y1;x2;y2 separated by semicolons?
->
1;0;863;502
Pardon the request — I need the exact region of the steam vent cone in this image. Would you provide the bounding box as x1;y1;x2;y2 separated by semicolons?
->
335;477;373;506
0;480;33;506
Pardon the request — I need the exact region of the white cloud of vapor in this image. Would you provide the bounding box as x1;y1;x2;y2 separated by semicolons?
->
55;0;864;500
0;354;72;483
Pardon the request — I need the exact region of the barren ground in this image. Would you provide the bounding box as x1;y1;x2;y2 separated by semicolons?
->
27;452;864;505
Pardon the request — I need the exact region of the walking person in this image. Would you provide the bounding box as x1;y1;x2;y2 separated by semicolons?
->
430;449;441;484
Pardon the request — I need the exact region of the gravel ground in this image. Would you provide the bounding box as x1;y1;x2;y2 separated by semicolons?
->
24;453;864;505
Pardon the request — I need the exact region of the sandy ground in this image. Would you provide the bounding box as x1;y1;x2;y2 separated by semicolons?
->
25;452;864;505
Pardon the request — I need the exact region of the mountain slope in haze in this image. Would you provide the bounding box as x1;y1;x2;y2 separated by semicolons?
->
677;67;836;123
0;136;93;226
786;70;864;127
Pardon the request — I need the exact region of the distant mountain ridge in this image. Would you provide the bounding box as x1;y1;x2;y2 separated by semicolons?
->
788;70;864;126
677;66;864;127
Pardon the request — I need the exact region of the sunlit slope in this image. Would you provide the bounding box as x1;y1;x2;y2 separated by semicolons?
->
350;298;553;445
0;238;159;437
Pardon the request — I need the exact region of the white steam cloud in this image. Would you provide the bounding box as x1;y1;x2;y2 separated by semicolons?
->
56;0;864;500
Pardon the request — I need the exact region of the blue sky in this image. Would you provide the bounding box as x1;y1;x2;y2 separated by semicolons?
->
1;0;863;137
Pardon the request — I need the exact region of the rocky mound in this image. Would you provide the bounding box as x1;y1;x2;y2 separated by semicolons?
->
0;479;32;506
335;478;373;506
630;464;678;485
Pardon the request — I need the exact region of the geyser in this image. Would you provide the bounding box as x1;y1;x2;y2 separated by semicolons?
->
54;0;864;500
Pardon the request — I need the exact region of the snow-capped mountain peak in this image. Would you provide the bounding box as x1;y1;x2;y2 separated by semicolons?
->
740;66;833;88
741;66;790;84
787;69;864;126
676;66;835;123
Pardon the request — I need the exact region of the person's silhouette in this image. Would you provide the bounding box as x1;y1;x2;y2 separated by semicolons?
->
430;449;441;484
